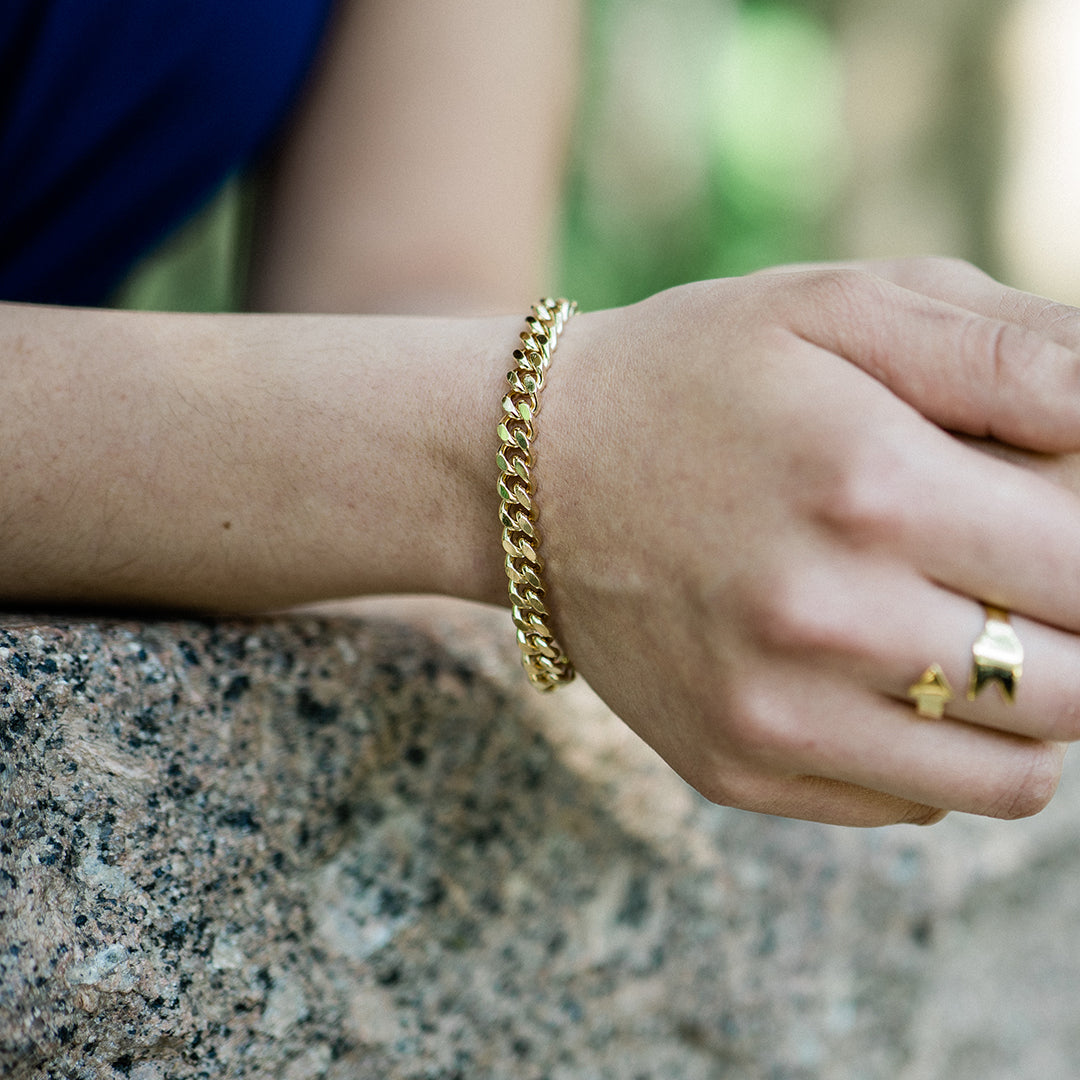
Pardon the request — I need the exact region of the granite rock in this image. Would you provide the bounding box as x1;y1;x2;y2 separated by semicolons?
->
1;601;1078;1079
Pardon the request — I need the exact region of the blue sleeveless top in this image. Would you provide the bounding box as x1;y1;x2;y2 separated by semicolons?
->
0;0;334;305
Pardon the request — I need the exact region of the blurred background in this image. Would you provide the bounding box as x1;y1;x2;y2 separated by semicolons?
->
118;0;1080;312
559;0;1080;310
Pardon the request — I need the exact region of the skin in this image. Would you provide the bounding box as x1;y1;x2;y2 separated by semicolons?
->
248;0;581;314
536;261;1080;826
6;1;1080;827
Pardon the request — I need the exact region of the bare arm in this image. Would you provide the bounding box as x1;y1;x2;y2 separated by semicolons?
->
9;263;1080;830
0;0;583;611
248;0;582;314
0;302;512;611
10;3;1080;829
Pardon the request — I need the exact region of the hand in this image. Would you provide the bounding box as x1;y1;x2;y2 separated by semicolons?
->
536;259;1080;825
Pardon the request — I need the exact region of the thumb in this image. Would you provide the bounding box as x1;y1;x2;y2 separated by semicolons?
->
770;267;1080;452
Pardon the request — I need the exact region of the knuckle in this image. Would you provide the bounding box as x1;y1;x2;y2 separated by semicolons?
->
743;565;859;659
721;678;822;766
997;291;1080;345
967;317;1068;392
743;568;816;653
682;738;781;810
752;265;889;345
777;265;894;341
985;742;1063;820
787;267;889;330
722;680;783;758
692;765;759;810
815;436;914;550
1036;301;1080;348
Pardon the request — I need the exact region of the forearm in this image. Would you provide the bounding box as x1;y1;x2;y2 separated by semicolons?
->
248;0;582;315
0;302;515;611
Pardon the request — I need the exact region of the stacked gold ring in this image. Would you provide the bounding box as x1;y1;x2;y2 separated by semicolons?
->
908;604;1023;719
967;605;1023;704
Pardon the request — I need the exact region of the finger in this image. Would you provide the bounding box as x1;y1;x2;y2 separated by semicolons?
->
848;256;1080;352
762;256;1080;352
800;358;1080;633
702;769;947;828
726;668;1065;820
888;606;1080;741
764;267;1080;452
825;697;1065;820
956;431;1080;498
898;429;1080;634
784;560;1080;741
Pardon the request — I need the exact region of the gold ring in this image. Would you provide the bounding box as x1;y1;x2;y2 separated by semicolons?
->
967;605;1023;704
909;663;954;719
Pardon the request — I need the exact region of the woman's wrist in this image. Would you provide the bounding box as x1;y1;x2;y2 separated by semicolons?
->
407;310;523;609
0;303;523;612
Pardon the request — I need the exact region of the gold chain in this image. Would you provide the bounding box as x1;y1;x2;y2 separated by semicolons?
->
497;298;577;691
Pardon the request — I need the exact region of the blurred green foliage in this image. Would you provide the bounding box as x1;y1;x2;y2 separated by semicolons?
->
558;0;848;309
112;178;253;313
116;0;850;314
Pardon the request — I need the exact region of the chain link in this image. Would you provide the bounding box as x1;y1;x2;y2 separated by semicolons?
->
497;298;577;691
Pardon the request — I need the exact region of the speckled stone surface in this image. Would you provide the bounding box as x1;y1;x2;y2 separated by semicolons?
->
2;600;1079;1079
